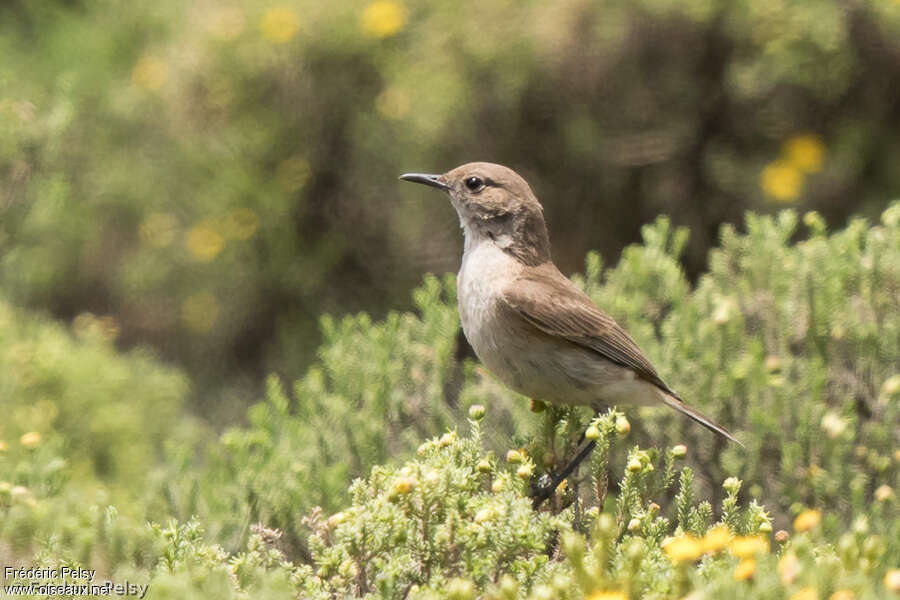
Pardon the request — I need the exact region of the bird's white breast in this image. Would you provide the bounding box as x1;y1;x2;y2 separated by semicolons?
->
457;235;660;408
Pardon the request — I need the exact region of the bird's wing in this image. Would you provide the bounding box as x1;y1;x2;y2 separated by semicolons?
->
501;267;678;398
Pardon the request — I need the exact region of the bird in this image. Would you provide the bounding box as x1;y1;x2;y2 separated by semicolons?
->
400;162;740;502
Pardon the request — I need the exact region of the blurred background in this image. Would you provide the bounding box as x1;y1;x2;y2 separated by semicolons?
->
2;0;899;420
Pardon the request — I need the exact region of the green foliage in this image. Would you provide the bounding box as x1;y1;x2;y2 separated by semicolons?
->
580;207;900;523
3;0;899;404
159;274;463;552
0;207;898;597
0;302;189;502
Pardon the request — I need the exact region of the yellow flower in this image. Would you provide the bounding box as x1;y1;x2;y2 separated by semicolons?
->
392;477;414;495
790;588;818;600
701;525;730;554
140;212;178;248
361;1;407;38
276;157;311;192
761;160;803;202
829;590;855;600
260;6;299;43
586;592;627;600
886;569;900;592
663;535;704;563
733;558;756;581
784;134;825;173
181;292;219;333
20;432;41;448
729;535;770;559
132;56;168;91
779;552;801;585
222;208;259;241
794;509;822;532
186;220;224;262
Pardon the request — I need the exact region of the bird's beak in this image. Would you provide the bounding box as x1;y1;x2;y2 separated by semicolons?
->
399;173;451;191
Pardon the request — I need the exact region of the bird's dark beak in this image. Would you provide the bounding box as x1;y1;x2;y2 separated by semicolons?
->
399;173;451;191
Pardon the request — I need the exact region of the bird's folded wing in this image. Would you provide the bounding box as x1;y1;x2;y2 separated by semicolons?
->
501;270;678;398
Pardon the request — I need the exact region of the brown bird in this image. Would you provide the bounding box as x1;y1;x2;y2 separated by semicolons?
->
400;163;740;501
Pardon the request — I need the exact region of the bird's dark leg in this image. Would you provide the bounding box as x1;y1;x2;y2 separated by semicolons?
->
531;438;597;509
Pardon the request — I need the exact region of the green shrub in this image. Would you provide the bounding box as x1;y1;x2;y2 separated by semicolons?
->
1;206;898;598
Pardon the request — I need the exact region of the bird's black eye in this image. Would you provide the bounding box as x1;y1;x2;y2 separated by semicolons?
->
464;176;485;192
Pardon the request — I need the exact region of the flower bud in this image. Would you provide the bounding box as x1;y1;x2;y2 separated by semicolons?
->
439;431;456;447
775;530;789;543
477;458;492;474
874;485;893;502
585;425;601;440
627;459;642;473
615;416;631;435
392;477;415;495
627;518;641;533
506;450;524;464
723;477;742;495
468;404;485;421
672;444;688;459
517;463;534;479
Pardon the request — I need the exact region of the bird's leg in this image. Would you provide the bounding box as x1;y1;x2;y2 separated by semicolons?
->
531;438;597;509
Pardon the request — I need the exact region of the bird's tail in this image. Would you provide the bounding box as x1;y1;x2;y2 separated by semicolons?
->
661;393;743;447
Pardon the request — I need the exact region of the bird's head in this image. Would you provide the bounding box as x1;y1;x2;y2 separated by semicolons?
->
400;162;551;265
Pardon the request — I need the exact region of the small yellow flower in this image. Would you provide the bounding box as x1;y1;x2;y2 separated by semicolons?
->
784;134;825;173
829;590;855;600
222;208;259;241
19;432;41;448
875;485;894;502
586;591;627;600
140;212;178;248
132;55;168;91
702;525;730;554
761;160;803;202
794;509;822;532
663;535;704;563
260;6;299;43
779;552;801;584
733;558;756;581
361;0;407;38
886;569;900;592
729;535;770;559
181;292;219;333
392;477;414;495
186;220;224;262
790;588;818;600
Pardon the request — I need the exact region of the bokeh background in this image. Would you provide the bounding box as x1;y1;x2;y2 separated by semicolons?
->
3;0;900;420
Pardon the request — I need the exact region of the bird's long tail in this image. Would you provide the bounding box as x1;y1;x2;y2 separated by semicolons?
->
661;393;743;447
